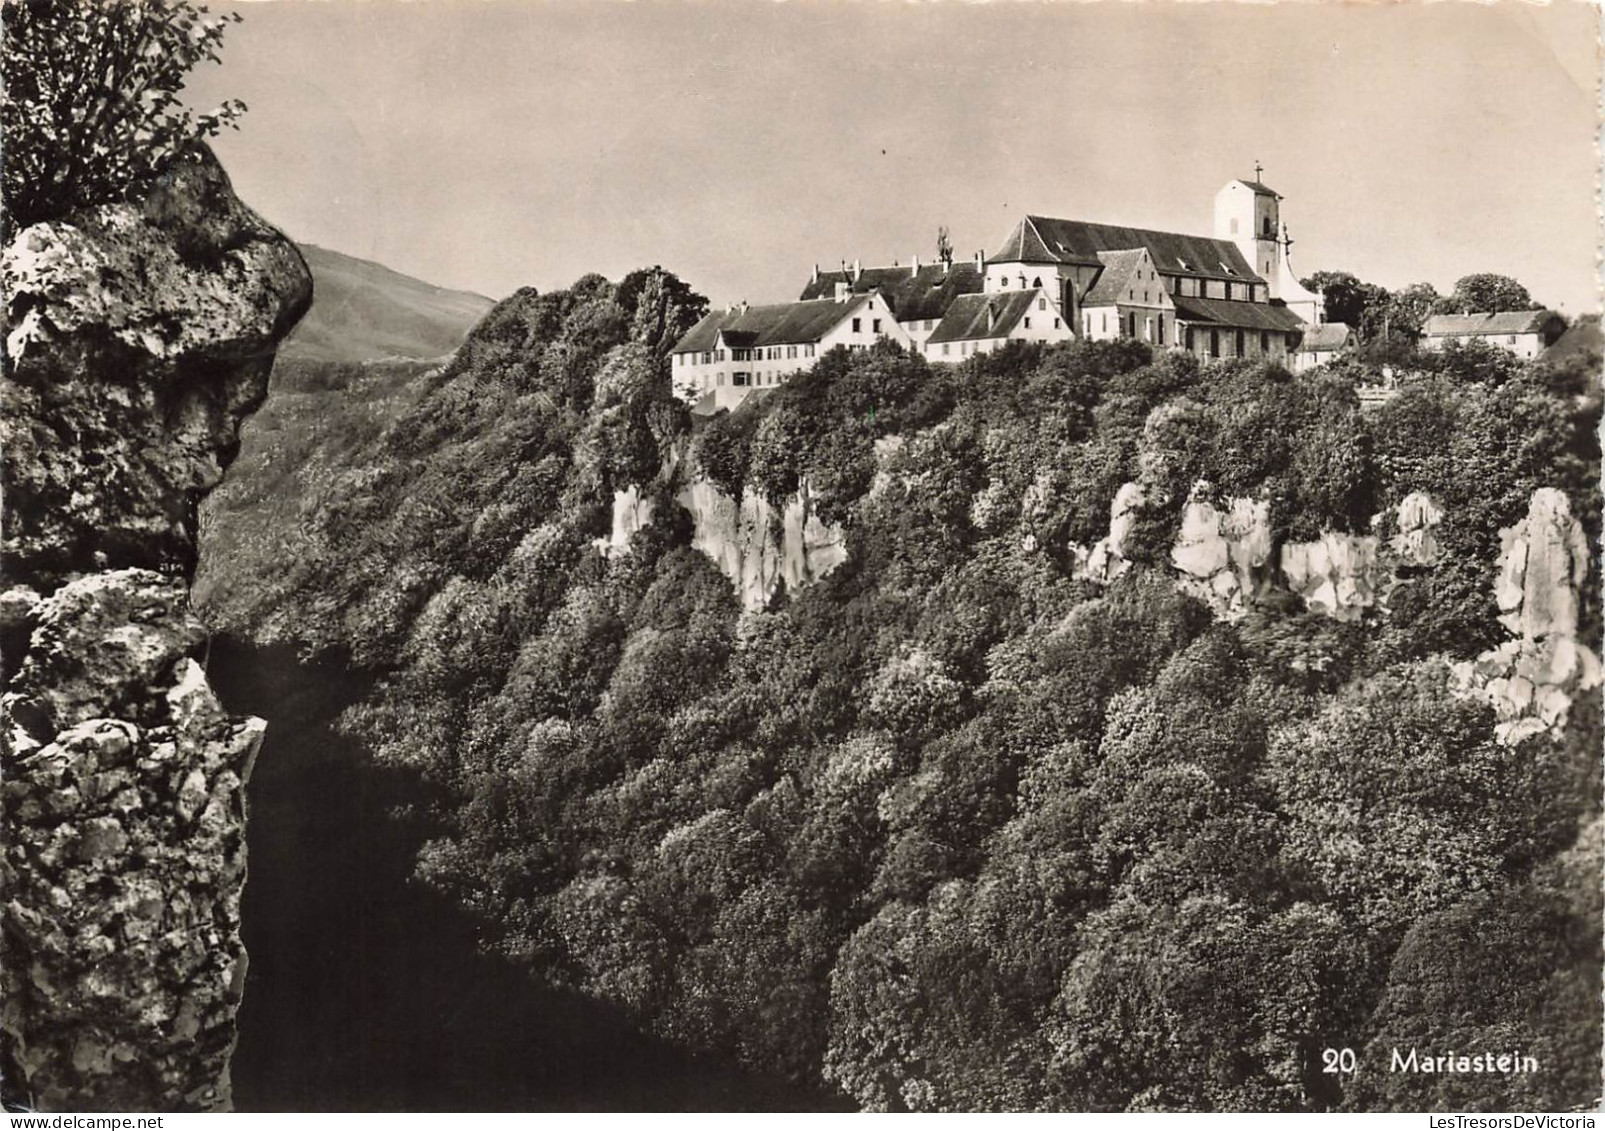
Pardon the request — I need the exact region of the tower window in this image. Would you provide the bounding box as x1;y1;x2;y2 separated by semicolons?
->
1230;218;1239;234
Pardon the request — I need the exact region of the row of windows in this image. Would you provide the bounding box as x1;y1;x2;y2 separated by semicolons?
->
994;267;1263;303
934;339;990;357
678;343;819;366
692;370;790;390
849;317;883;334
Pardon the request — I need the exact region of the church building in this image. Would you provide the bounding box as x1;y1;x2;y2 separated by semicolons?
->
972;174;1322;362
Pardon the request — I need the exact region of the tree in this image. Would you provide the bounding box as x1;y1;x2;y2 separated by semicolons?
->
1301;270;1387;333
2;0;247;230
936;225;954;267
1435;273;1539;315
617;266;708;358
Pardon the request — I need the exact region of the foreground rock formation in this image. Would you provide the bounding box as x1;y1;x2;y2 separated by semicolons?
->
1;147;310;1110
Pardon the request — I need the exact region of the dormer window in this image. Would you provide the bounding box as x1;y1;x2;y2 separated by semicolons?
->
1177;257;1191;271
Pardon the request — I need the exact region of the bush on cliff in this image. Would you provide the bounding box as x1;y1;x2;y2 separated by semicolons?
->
3;0;247;230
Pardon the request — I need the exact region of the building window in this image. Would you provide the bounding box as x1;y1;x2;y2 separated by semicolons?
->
1024;317;1032;329
1001;276;1009;287
1507;335;1517;344
942;343;950;356
1156;318;1164;345
873;319;881;333
1101;312;1108;333
852;318;861;333
1145;317;1153;341
717;373;725;386
1235;329;1245;355
1260;331;1269;352
1054;318;1061;329
1185;327;1195;350
1230;218;1239;234
1038;298;1046;311
1210;329;1219;356
1224;283;1233;302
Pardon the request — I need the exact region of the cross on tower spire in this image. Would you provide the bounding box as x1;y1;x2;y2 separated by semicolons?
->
1253;159;1264;182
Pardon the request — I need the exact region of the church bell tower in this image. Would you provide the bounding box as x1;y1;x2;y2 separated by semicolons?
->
1214;163;1325;323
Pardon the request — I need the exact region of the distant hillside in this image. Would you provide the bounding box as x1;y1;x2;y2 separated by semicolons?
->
279;244;495;363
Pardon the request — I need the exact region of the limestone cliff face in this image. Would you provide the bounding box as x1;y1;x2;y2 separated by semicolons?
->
1453;489;1601;745
1073;481;1144;585
599;478;846;611
1;147;310;1111
1073;477;1593;743
1169;487;1273;620
677;480;847;611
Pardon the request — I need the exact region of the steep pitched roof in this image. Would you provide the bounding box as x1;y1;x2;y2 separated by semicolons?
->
1082;249;1158;306
1423;311;1562;337
1234;179;1280;197
673;296;866;354
1299;322;1354;351
990;215;1260;284
926;290;1041;344
798;262;984;323
1171;295;1306;332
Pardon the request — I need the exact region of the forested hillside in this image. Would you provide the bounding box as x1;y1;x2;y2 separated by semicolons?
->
198;270;1603;1112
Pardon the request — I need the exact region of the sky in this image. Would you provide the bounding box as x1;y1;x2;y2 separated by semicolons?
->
187;0;1603;314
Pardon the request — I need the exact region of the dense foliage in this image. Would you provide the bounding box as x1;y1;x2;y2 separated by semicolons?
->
201;272;1601;1111
2;0;246;230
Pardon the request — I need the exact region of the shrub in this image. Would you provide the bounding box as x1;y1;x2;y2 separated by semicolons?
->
3;0;247;229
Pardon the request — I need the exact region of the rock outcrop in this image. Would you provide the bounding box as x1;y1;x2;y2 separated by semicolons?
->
2;572;262;1111
3;145;310;591
1453;489;1602;745
2;147;310;1110
676;479;847;611
1073;481;1145;585
596;485;656;558
1168;486;1273;620
1280;532;1380;623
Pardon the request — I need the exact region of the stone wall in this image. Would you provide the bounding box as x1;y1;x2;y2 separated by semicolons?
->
1;147;310;1110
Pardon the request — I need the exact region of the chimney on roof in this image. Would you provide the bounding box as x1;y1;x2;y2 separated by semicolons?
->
986;299;997;333
974;250;984;273
834;280;850;302
853;258;862;281
812;263;820;284
738;300;749;315
911;254;920;277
